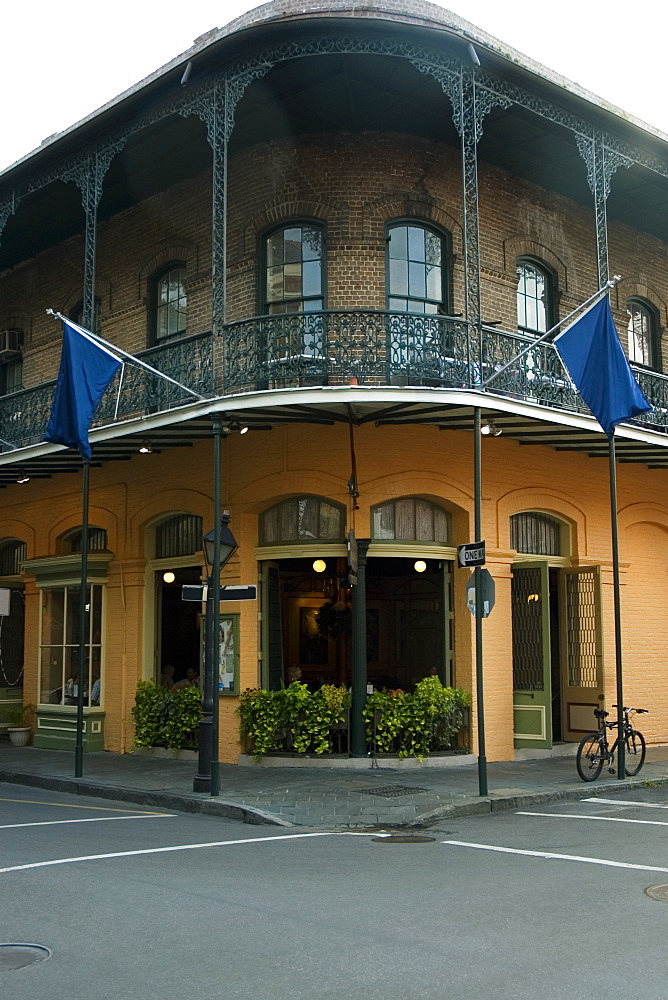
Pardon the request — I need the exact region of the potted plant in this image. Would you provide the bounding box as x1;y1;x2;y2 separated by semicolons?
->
6;703;35;747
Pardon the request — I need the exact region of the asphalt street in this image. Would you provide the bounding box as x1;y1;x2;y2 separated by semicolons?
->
2;781;668;999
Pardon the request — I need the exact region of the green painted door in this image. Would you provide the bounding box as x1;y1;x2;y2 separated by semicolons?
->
512;561;552;749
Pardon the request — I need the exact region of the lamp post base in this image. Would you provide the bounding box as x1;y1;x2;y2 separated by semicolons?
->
193;775;211;792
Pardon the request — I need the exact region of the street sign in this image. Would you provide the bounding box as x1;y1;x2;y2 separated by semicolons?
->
182;584;257;602
457;540;486;568
466;569;496;618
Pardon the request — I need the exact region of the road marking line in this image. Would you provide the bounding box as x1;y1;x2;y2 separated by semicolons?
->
582;797;668;810
517;811;668;827
0;831;374;875
0;796;167;815
0;814;175;831
442;840;668;873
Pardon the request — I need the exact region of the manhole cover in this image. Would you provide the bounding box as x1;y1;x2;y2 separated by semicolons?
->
0;944;51;971
645;884;668;902
359;785;428;798
372;834;435;843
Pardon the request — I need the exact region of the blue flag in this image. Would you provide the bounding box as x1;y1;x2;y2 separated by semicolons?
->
44;319;122;459
553;296;651;438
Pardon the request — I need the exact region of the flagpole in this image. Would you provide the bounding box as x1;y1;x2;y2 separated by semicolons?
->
74;457;90;778
46;310;205;401
608;433;626;779
482;276;621;389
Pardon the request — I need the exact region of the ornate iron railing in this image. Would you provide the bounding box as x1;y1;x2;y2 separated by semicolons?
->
1;314;668;451
0;332;214;451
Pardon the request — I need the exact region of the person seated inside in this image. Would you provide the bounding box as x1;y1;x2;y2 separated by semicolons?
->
90;676;101;706
160;664;175;689
173;667;200;689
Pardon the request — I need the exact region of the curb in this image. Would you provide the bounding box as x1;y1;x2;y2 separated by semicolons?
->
0;769;294;828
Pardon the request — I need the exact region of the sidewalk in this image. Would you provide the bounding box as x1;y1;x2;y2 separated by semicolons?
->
2;744;668;829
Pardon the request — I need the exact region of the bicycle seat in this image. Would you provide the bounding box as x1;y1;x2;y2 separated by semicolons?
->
594;709;609;719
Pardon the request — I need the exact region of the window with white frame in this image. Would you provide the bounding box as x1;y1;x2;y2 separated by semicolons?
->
627;298;659;369
39;584;103;707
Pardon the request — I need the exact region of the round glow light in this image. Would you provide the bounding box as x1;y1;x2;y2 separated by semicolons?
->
414;560;427;573
163;571;176;584
312;559;327;573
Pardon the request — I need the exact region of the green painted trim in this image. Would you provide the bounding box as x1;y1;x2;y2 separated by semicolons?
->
33;706;105;751
22;552;113;587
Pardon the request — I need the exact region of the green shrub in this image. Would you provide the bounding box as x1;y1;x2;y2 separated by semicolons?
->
238;682;350;759
364;678;470;758
131;681;202;750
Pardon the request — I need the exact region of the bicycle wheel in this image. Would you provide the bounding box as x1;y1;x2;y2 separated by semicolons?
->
625;729;646;776
576;733;605;781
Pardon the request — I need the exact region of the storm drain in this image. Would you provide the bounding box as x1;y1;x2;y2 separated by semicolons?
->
645;884;668;902
359;785;428;798
0;944;51;972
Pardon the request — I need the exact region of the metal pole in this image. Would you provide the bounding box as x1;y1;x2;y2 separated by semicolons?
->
350;539;370;757
210;417;222;796
74;458;90;778
609;435;625;779
473;407;488;796
193;578;214;792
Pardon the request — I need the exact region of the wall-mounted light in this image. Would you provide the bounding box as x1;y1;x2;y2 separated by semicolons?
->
312;559;327;573
527;593;540;603
414;560;427;573
163;571;176;584
16;474;30;484
139;440;153;454
481;420;502;437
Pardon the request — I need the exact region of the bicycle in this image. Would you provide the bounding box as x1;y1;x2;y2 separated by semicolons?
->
576;705;648;782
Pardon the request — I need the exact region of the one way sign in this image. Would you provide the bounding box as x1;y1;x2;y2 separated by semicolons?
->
457;541;486;568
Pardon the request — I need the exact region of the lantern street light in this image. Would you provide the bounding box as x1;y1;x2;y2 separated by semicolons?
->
193;510;238;793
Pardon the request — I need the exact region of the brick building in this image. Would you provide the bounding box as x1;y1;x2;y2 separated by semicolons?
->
1;0;668;763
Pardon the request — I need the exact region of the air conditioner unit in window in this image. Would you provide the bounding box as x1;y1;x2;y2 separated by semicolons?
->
0;329;23;359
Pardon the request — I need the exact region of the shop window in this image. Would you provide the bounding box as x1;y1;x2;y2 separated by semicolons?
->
263;224;324;314
152;264;187;342
155;514;203;558
260;497;344;545
516;259;554;335
39;583;103;707
511;512;564;556
372;498;451;543
627;298;660;369
387;222;447;314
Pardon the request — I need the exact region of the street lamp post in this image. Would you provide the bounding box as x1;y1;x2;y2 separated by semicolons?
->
192;510;238;793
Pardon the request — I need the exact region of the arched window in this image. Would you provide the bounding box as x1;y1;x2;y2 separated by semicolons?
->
516;259;553;335
372;498;451;543
260;497;344;545
627;299;659;369
263;224;324;314
387;223;447;314
152;264;187;342
64;527;108;554
511;512;564;556
0;328;23;397
155;514;203;558
0;539;27;576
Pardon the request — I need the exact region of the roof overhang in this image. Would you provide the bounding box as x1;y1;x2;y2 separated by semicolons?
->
1;387;667;487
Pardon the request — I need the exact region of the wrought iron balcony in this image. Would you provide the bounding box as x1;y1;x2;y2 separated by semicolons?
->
1;313;668;452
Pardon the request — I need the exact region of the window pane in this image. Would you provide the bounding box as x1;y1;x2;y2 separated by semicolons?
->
302;260;322;296
389;259;408;296
283;263;302;298
302;228;322;262
267;266;284;302
297;498;319;539
415;500;434;541
41;648;63;704
395;499;416;539
267;233;284;266
373;503;395;539
43;590;65;646
426;264;441;301
434;508;450;543
283;229;302;263
319;502;342;539
425;232;442;267
408;227;425;262
388;226;407;260
408;261;426;299
517;261;549;334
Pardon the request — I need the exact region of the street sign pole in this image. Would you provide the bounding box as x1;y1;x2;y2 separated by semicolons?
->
473;407;488;797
